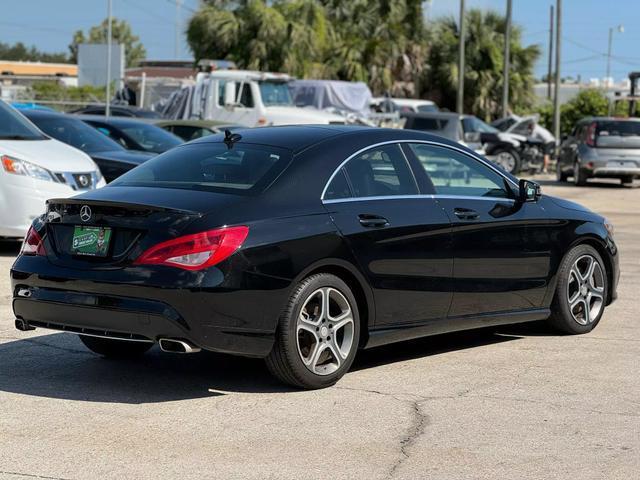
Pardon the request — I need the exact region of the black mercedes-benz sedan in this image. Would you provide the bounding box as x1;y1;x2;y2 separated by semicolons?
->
11;126;619;389
22;110;155;183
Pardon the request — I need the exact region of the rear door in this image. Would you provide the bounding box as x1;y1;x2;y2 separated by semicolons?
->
404;143;548;317
323;143;453;326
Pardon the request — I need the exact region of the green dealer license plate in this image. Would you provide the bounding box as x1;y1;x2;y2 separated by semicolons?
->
71;226;112;257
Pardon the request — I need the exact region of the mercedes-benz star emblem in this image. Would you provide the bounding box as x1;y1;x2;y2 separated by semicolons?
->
80;205;92;222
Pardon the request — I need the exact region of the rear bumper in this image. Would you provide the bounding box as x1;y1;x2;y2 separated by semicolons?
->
591;167;640;178
10;257;286;358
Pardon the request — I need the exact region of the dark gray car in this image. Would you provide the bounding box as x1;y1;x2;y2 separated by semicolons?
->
557;117;640;186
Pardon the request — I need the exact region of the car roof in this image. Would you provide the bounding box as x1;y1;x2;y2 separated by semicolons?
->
154;119;237;128
403;111;465;120
579;116;640;123
189;124;466;154
76;114;155;126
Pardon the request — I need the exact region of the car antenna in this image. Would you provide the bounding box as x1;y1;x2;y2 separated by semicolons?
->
224;129;242;149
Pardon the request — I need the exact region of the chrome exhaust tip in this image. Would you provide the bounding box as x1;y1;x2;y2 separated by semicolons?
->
158;338;201;354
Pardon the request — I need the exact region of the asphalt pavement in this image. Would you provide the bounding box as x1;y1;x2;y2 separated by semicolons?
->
0;175;638;480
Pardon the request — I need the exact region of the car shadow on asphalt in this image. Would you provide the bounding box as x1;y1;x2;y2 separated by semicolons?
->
0;321;554;402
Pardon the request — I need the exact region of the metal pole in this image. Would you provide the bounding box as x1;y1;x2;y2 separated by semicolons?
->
553;0;562;143
105;0;112;117
606;27;613;87
457;0;466;114
547;4;554;100
139;72;146;108
501;0;512;116
175;0;181;58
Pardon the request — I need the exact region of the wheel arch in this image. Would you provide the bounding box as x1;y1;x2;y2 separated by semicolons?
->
293;258;375;348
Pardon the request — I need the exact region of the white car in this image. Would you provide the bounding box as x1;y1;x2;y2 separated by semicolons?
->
0;101;105;239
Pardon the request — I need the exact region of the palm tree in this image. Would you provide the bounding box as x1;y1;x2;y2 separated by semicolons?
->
424;9;540;120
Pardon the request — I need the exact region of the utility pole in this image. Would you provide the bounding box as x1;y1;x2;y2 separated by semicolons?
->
457;0;466;114
105;0;112;118
606;25;624;87
501;0;512;116
547;4;554;100
552;0;561;143
175;0;182;59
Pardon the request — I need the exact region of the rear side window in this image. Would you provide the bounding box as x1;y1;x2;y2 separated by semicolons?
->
324;169;352;200
408;143;510;199
341;144;418;198
112;143;292;195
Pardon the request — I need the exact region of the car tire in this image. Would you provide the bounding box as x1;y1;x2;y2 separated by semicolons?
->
492;148;521;175
573;162;588;186
266;273;360;389
79;335;153;358
556;163;569;182
620;175;634;185
548;244;608;335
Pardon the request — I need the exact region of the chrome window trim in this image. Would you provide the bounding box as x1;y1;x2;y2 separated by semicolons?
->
323;194;516;205
320;139;519;201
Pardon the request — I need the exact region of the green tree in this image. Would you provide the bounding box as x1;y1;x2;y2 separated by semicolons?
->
69;18;146;67
424;9;540;120
0;42;68;63
186;0;429;95
537;89;624;137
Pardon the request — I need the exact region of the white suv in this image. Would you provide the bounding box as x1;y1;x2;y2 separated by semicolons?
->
0;101;105;239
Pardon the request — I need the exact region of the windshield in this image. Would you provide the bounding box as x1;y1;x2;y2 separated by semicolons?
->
29;115;124;153
259;81;294;106
463;117;498;134
119;123;183;154
595;121;640;148
112;142;292;195
0;101;47;140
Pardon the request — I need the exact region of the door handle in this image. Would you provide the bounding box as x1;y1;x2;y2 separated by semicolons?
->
453;208;479;221
358;214;389;228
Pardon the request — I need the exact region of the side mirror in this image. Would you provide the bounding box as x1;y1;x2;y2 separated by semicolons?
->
519;179;542;202
463;131;481;143
224;82;236;109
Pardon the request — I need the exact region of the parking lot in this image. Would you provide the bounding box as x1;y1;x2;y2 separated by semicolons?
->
0;176;638;480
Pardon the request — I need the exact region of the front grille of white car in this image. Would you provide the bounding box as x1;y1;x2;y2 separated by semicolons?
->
54;172;99;190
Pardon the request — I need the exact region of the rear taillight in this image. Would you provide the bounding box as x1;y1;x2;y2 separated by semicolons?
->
134;226;249;271
21;226;46;256
585;122;597;147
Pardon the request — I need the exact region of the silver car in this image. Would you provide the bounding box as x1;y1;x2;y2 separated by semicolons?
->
557;117;640;186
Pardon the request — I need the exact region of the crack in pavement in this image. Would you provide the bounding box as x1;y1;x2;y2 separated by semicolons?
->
336;383;639;479
0;470;73;480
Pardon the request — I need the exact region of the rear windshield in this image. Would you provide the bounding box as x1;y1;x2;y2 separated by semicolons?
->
595;121;640;148
111;142;292;195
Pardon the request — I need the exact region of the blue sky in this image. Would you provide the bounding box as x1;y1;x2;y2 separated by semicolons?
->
1;0;638;82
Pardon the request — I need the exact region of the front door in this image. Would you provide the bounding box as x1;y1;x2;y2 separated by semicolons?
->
404;143;547;317
323;143;453;326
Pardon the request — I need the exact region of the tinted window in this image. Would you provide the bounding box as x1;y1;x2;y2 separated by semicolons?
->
119;123;183;153
416;104;438;113
0;101;47;140
170;125;212;141
343;144;418;198
408;144;510;198
409;117;449;131
112;143;292;195
29;115;123;153
324;169;352;200
238;83;254;108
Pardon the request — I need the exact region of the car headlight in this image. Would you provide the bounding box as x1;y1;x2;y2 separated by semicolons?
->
1;155;59;183
604;218;615;237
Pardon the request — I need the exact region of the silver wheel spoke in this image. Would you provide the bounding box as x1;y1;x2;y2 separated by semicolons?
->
296;284;355;377
567;254;606;326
